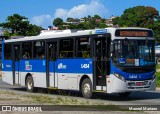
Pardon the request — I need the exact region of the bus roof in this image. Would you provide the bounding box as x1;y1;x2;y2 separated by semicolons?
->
5;29;98;43
5;27;153;43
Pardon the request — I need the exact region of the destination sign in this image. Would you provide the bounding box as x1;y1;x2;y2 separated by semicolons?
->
115;29;153;37
120;31;148;37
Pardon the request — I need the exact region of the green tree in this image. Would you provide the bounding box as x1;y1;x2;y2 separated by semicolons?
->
87;15;92;20
98;23;107;28
0;14;30;35
53;18;63;27
112;17;120;25
113;6;159;27
0;13;42;36
148;17;160;43
93;14;101;19
58;25;66;30
66;17;74;22
68;24;76;29
3;30;10;38
85;19;97;29
26;24;42;36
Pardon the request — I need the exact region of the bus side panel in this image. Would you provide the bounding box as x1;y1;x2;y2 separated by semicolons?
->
49;61;57;87
2;60;13;85
19;60;47;88
56;58;93;90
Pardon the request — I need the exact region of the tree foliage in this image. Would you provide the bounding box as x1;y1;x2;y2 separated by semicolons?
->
3;30;10;37
0;13;42;36
53;18;63;27
113;6;159;27
93;14;101;19
53;15;107;30
98;23;107;28
1;6;159;42
149;17;160;43
112;6;160;43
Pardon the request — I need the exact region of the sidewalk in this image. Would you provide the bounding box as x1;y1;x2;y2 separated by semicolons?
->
156;87;160;91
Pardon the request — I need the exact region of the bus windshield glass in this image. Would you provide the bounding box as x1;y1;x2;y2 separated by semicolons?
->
112;39;155;67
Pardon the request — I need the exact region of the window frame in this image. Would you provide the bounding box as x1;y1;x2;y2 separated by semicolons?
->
75;37;91;58
59;38;75;58
21;42;33;59
33;40;46;59
4;43;12;60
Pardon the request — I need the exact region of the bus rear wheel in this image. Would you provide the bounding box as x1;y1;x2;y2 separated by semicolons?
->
26;76;35;92
81;78;93;99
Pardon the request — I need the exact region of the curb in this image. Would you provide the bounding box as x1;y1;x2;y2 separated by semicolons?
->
156;87;160;90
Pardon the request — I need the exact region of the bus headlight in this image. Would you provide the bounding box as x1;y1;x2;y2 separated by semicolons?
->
152;73;156;80
114;72;126;82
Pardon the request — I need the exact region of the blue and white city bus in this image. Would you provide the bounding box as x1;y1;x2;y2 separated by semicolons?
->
2;28;156;98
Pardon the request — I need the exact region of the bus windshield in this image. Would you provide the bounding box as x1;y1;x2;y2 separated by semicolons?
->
112;39;155;67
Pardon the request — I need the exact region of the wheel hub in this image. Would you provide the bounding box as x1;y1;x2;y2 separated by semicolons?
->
27;80;32;90
83;83;90;95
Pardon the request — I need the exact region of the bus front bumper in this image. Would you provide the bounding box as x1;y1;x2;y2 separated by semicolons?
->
106;75;156;93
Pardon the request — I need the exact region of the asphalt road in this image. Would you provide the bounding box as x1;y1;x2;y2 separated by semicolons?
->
0;77;160;106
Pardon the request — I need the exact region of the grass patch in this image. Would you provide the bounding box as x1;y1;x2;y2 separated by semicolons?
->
0;97;20;101
156;65;160;87
0;90;80;105
0;91;16;95
54;97;64;104
156;72;160;87
26;95;54;104
54;97;79;105
156;65;160;69
26;95;80;105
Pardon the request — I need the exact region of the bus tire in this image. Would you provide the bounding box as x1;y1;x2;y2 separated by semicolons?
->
81;78;93;99
118;92;131;97
26;76;35;92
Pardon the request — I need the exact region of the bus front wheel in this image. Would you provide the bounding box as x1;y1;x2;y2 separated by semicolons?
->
81;78;93;99
26;76;35;92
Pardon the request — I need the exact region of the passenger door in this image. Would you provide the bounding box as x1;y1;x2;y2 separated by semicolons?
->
93;35;111;89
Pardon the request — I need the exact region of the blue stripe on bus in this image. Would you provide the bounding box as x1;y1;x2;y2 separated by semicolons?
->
55;58;93;73
2;60;12;71
19;59;46;72
110;61;155;80
2;58;93;74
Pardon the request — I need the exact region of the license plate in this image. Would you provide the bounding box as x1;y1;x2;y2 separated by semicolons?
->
136;82;144;86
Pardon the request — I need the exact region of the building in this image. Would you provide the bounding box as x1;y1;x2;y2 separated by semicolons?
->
105;16;118;27
0;29;12;36
0;29;5;36
80;18;85;23
95;18;102;23
47;26;59;30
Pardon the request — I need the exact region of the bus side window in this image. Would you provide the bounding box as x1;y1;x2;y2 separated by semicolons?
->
76;37;90;58
59;39;74;58
4;44;12;60
22;42;32;59
33;41;45;59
